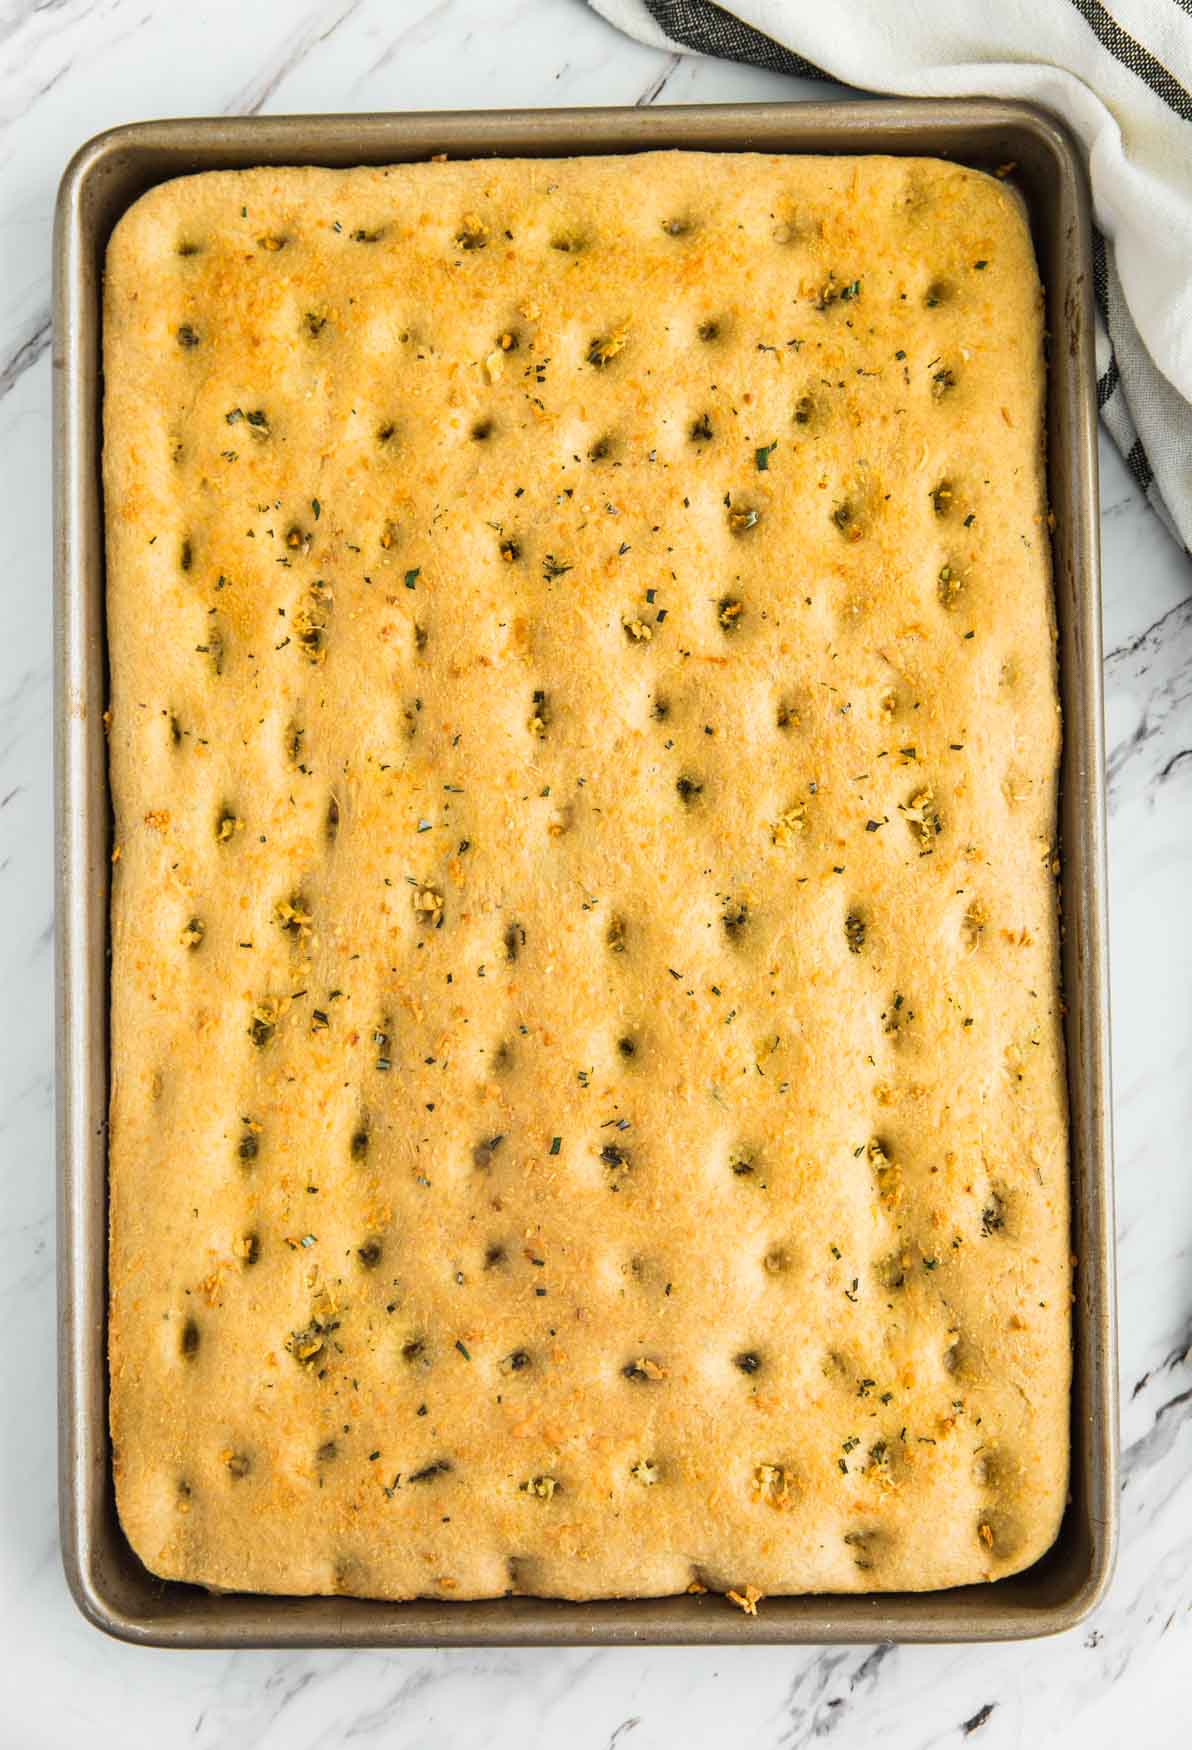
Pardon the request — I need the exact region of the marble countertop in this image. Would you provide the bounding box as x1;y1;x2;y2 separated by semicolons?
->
3;0;1189;1742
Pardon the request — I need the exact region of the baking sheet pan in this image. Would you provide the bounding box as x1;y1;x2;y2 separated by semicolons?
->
54;98;1116;1645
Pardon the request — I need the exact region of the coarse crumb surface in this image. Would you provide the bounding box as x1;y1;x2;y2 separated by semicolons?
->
104;151;1068;1602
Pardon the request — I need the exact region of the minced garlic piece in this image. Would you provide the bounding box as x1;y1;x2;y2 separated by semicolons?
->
771;802;807;846
937;562;964;608
962;898;988;949
751;1463;796;1509
867;1137;904;1210
520;1474;558;1500
413;888;444;919
249;994;289;1048
274;896;313;938
623;618;653;642
588;326;628;367
456;213;488;250
727;1584;764;1616
901;786;942;847
629;1357;667;1380
630;1459;660;1486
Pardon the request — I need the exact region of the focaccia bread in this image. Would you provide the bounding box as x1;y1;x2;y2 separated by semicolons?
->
104;151;1068;1603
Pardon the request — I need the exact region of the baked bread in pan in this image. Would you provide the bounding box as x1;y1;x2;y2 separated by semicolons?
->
104;152;1067;1601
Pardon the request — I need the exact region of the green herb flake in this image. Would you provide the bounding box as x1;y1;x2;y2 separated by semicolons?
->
755;441;778;471
455;1339;471;1360
974;259;988;270
312;498;321;520
404;568;420;590
549;1136;562;1156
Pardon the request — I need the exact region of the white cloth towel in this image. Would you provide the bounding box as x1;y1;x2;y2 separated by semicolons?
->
591;0;1192;553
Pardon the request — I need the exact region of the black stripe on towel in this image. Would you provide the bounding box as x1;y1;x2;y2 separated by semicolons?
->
1066;0;1192;121
1097;352;1120;408
642;0;831;82
1091;231;1111;323
1126;437;1155;492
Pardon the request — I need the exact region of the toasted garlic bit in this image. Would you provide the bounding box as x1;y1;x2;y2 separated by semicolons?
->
961;898;988;950
179;917;205;950
288;1288;338;1367
623;618;653;643
728;506;759;533
727;1584;764;1616
520;1474;558;1500
588;326;628;367
630;1459;660;1486
456;212;488;250
291;1328;324;1363
293;580;332;663
275;896;313;939
627;1356;668;1380
937;563;964;608
901;786;942;847
770;802;807;846
752;1463;795;1509
868;1137;904;1210
483;348;504;383
413;888;444;920
249;993;289;1048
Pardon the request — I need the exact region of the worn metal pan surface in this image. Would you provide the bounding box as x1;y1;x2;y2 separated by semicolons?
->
54;98;1115;1646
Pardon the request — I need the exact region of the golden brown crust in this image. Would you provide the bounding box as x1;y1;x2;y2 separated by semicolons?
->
105;152;1068;1601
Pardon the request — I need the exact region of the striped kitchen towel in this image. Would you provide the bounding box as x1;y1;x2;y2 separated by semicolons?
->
591;0;1192;553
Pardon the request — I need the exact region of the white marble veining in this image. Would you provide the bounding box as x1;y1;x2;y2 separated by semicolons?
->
2;1;1189;1742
